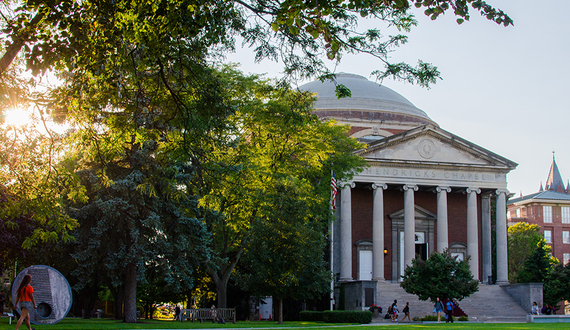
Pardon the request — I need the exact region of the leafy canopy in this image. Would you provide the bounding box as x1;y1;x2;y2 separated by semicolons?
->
400;251;479;302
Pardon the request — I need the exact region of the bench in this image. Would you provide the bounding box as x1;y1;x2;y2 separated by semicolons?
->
180;308;236;324
527;314;570;323
1;313;14;325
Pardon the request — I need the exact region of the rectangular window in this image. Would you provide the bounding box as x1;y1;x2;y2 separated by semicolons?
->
562;207;570;223
543;206;553;223
564;253;570;266
564;231;570;244
544;230;552;243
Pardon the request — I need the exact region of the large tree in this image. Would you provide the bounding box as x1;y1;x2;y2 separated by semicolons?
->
400;251;479;302
508;222;543;283
237;178;332;324
199;69;366;307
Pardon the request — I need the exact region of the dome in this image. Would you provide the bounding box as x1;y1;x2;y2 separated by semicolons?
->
300;73;436;126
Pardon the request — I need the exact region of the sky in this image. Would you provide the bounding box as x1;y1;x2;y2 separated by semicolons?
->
226;0;570;198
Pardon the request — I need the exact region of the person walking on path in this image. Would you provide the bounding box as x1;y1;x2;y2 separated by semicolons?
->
390;301;399;322
401;302;411;322
445;299;454;323
14;274;37;330
433;297;444;323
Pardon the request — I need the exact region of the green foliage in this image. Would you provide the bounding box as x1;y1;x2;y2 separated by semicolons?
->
516;240;558;283
322;310;372;324
458;315;469;321
400;251;478;302
237;178;333;302
544;261;570;306
299;311;325;322
508;222;543;283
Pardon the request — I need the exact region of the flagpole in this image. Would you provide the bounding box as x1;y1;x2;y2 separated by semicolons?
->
329;171;337;310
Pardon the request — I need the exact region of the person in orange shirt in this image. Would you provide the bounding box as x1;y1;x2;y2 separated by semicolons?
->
14;274;36;330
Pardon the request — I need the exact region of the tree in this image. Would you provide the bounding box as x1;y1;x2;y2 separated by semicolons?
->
543;261;570;307
237;178;332;324
198;69;366;308
508;222;543;283
516;240;558;284
400;251;479;302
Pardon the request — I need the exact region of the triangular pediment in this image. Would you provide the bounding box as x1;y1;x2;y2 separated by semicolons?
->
389;205;436;220
358;125;517;170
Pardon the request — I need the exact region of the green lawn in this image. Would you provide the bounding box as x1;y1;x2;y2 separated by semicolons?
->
1;318;570;330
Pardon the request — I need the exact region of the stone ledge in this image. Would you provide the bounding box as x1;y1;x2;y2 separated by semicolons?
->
527;315;570;323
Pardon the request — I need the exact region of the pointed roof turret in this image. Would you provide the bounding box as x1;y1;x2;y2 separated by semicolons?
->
540;181;544;192
545;152;565;193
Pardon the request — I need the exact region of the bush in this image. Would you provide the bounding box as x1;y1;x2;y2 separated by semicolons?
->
299;311;325;322
322;310;372;324
458;316;469;321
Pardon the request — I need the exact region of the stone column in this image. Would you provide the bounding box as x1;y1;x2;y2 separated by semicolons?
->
496;189;509;285
403;184;418;269
466;188;481;281
340;181;355;281
372;183;387;281
481;193;493;284
436;186;451;253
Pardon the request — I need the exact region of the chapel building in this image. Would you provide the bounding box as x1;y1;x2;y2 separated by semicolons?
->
300;73;518;309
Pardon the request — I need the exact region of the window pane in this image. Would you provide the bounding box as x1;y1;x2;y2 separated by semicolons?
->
543;206;553;223
544;230;552;243
563;207;570;224
564;231;570;244
564;253;570;266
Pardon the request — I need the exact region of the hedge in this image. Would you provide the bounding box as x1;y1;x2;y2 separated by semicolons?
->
299;311;325;322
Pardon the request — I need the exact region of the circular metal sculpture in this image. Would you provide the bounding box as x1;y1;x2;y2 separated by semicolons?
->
11;265;72;325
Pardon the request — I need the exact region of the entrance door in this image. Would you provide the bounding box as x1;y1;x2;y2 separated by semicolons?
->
399;232;428;279
415;243;427;260
359;250;373;280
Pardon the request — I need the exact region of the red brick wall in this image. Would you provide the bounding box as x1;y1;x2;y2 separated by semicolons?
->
349;187;478;280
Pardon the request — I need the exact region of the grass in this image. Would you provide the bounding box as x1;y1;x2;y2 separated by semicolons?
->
1;318;570;330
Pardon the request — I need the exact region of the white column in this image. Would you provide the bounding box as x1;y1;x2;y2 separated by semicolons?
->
466;187;481;281
340;181;355;281
372;183;387;281
481;193;493;284
403;184;418;269
496;189;509;284
436;186;451;253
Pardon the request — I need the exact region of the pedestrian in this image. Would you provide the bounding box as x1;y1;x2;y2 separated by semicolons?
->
433;297;444;323
14;274;37;330
401;302;411;322
174;304;181;321
391;300;399;322
445;299;454;323
210;304;218;322
531;302;539;315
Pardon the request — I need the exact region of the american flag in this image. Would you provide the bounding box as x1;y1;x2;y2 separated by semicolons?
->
331;172;337;210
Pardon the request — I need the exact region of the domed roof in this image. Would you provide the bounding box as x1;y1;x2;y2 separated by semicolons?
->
300;73;436;125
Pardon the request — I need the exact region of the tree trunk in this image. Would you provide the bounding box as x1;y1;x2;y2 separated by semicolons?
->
278;297;283;324
123;262;138;323
109;284;124;320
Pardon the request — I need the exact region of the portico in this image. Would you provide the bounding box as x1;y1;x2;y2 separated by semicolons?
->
335;124;516;284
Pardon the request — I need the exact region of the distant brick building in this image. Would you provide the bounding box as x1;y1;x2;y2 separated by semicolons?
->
300;74;518;310
507;155;570;266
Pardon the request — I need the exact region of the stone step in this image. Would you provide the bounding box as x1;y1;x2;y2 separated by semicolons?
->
374;282;529;322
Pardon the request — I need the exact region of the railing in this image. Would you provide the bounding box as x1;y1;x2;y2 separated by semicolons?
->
180;308;236;324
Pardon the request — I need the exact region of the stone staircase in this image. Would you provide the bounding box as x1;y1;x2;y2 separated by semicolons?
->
373;282;529;323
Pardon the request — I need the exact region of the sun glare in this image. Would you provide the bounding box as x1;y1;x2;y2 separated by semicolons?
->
2;108;31;127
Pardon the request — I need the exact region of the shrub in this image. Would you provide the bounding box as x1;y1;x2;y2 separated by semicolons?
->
458;316;469;321
299;311;325;322
322;310;372;324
